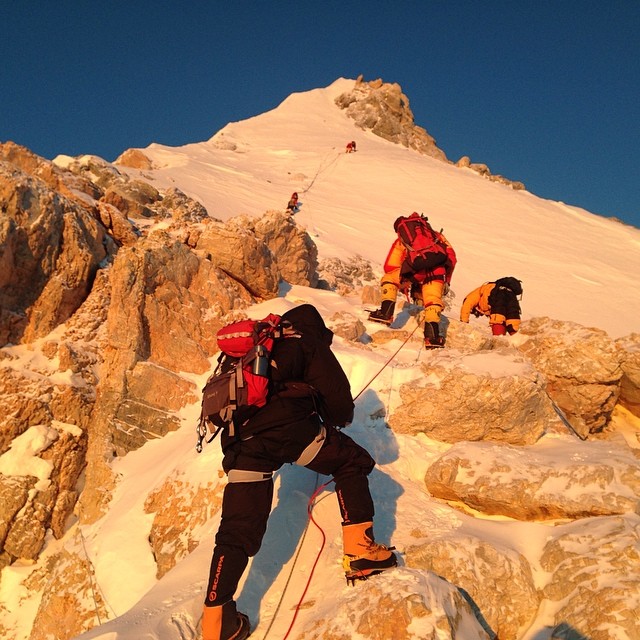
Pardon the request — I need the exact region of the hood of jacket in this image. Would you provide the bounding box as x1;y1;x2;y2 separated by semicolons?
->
281;304;333;345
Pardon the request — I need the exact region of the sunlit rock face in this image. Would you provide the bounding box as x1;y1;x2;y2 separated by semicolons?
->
517;317;623;437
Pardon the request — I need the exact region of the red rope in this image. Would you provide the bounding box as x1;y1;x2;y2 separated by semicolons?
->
281;479;334;639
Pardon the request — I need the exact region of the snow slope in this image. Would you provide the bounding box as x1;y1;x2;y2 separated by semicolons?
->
2;78;638;640
130;77;640;339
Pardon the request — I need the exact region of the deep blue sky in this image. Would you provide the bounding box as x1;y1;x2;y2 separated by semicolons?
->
2;2;638;227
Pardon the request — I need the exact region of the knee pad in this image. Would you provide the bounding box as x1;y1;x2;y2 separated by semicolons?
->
423;303;443;323
381;282;398;302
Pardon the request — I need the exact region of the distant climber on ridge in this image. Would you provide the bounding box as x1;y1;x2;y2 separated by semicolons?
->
286;191;299;213
346;140;357;153
368;213;456;348
460;277;523;335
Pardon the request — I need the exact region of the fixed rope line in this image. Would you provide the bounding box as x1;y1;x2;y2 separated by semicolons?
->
545;390;587;440
354;322;421;402
514;345;587;441
279;479;333;640
300;150;342;196
295;149;342;238
75;503;117;623
77;524;105;626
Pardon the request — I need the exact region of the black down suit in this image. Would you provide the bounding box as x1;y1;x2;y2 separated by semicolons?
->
204;304;376;606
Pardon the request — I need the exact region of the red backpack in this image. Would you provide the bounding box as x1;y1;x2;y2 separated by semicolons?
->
196;314;282;452
394;212;448;273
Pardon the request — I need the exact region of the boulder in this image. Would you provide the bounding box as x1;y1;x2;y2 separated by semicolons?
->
616;333;640;418
298;568;492;639
405;533;538;639
321;255;377;295
328;312;367;343
95;201;139;246
254;211;319;287
388;351;556;445
425;438;640;520
114;148;155;170
456;155;525;190
518;318;623;436
196;218;280;298
101;182;158;219
156;187;209;224
540;514;640;640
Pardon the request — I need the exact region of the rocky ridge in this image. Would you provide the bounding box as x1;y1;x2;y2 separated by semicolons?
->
335;76;525;190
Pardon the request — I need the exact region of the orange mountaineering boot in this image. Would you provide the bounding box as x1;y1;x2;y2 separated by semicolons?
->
342;521;397;585
202;600;250;640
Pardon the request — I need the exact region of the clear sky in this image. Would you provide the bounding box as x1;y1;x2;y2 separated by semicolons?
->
2;1;638;228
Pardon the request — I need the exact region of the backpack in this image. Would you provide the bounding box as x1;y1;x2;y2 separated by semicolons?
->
394;212;448;273
494;276;523;297
196;313;282;452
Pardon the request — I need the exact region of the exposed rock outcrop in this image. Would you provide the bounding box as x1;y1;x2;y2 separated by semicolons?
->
456;155;526;190
0;422;86;564
616;333;640;418
1;104;639;640
517;317;623;437
145;472;224;578
298;568;492;639
335;76;525;189
405;534;538;639
26;542;111;640
0;144;322;554
424;438;640;520
335;76;448;161
253;210;319;288
540;514;640;640
114;148;155;170
319;255;377;295
388;350;558;445
0;160;113;345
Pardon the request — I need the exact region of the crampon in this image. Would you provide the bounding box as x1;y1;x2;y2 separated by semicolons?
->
343;545;398;585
